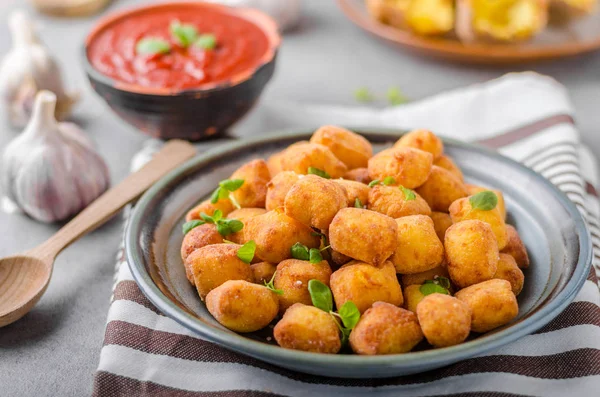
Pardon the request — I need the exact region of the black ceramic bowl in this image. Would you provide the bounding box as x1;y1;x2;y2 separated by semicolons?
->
82;2;280;141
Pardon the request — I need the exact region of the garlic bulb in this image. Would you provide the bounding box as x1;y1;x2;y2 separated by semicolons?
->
1;91;109;223
207;0;302;31
0;10;78;128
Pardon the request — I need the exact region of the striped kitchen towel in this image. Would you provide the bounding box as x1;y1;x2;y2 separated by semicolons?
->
94;73;600;396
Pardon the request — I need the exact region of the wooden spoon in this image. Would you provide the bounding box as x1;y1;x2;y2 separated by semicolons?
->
0;140;196;328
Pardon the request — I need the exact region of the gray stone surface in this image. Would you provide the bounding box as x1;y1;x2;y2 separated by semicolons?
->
0;0;598;396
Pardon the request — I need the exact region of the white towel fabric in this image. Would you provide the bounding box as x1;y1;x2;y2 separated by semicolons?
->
94;72;600;397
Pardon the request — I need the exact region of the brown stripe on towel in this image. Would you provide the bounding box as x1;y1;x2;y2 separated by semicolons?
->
587;182;599;197
476;114;575;148
93;371;285;397
113;280;162;315
588;269;599;284
102;320;600;386
533;301;600;333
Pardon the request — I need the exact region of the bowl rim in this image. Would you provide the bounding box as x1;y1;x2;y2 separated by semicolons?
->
125;128;592;373
82;0;281;96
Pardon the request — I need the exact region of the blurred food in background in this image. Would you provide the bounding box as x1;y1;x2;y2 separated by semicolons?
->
366;0;596;42
28;0;112;17
206;0;302;31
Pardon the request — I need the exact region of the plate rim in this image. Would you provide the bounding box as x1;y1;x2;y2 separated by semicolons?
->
336;0;600;63
125;128;592;375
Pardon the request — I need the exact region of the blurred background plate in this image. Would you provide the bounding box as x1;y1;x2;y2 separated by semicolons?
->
337;0;600;64
125;129;592;378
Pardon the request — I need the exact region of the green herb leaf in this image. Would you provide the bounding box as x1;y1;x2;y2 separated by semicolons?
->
340;327;351;345
212;210;223;222
387;87;409;106
263;271;284;295
219;179;245;192
200;212;214;223
170;22;198;47
399;185;416;201
218;187;230;201
368;179;381;188
354;87;374;103
216;222;231;236
354;198;364;208
309;248;323;264
469;191;498;211
237;240;256;264
210;187;223;204
136;38;171;55
308;279;333;312
382;176;397;186
338;301;360;329
225;219;244;233
307;167;331;179
182;220;205;234
195;34;217;50
420;283;450;296
291;242;310;261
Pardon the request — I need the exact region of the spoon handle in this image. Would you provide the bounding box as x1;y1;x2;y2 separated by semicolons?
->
31;140;196;260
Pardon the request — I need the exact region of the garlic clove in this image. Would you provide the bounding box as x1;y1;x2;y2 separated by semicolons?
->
0;10;78;128
1;91;109;223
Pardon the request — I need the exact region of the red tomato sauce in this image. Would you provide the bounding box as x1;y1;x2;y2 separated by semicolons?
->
87;6;270;90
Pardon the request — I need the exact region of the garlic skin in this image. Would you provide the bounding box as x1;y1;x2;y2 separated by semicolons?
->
1;91;109;223
0;10;78;128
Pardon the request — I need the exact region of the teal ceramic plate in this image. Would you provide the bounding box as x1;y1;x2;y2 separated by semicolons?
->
125;129;592;378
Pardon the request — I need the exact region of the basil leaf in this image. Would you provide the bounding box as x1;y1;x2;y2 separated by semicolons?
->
338;301;360;329
382;176;396;186
195;34;217;50
170;22;198;47
263;270;284;295
469;191;498;211
340;327;351;345
291;242;310;261
399;185;416;201
437;276;451;289
354;198;364;208
308;279;333;312
218;187;230;201
354;87;374;103
307;167;331;179
216;222;230;236
368;179;380;187
420;283;450;296
136;38;171;55
225;219;244;233
220;179;244;192
210;187;222;204
387;87;408;106
182;220;205;234
200;212;214;223
212;210;223;222
237;240;256;264
309;248;323;264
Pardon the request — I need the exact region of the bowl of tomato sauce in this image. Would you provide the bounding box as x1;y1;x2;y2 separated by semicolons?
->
83;2;280;140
